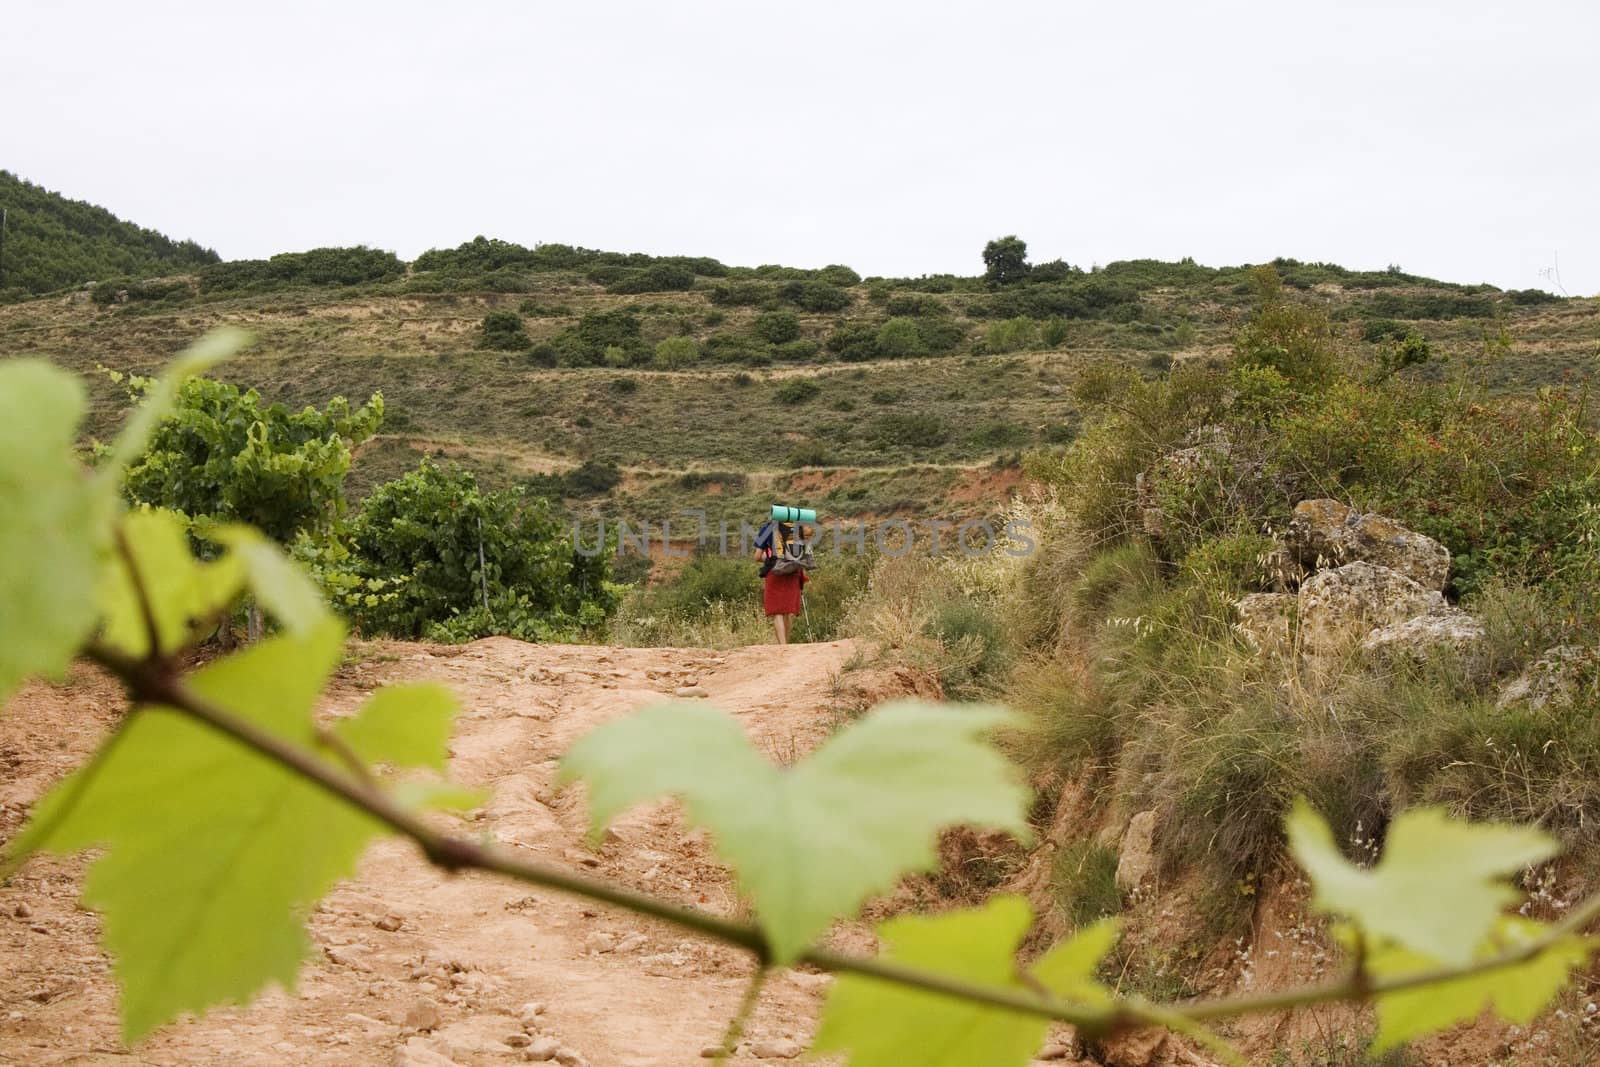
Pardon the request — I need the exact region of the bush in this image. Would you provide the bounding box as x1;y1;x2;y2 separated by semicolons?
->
776;378;822;405
875;317;927;358
710;280;773;307
780;281;851;312
827;322;881;362
346;461;617;640
885;294;945;317
924;598;1010;698
478;310;530;350
602;263;696;294
754;310;801;344
785;442;835;467
874;412;949;448
984;317;1037;354
1040;317;1070;348
654;335;699;369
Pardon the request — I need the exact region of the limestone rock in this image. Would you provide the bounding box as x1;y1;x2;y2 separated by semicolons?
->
1360;610;1486;663
749;1037;803;1059
404;1002;443;1032
1233;593;1296;656
1497;646;1594;711
1289;499;1451;591
393;1038;459;1067
1115;810;1158;895
1297;562;1446;657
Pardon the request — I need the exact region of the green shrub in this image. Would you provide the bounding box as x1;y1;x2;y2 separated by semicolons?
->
1040;316;1070;348
754;310;802;343
827;322;881;362
781;280;851;312
874;412;949;448
1050;840;1122;928
775;378;821;405
924;598;1010;698
885;294;945;317
478;310;530;351
346;461;616;641
785;442;835;467
654;335;699;369
984;317;1037;354
875;317;927;358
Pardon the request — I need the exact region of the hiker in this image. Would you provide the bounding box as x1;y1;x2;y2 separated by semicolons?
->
756;520;811;645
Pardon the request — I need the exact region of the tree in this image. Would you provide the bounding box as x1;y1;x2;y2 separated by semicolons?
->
120;374;383;545
982;235;1031;288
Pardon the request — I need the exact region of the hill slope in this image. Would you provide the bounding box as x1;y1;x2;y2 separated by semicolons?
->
0;232;1593;528
0;170;218;301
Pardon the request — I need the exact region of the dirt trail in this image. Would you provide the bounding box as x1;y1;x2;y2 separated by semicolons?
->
0;637;867;1067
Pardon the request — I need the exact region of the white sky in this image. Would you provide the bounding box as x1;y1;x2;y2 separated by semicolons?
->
6;1;1597;293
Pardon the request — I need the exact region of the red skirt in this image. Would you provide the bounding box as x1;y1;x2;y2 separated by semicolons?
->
763;570;806;616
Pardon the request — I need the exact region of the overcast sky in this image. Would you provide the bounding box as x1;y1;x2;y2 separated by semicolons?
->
6;1;1597;293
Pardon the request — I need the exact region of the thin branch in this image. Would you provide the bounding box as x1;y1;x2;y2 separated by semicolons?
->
82;638;1600;1042
113;525;163;661
710;966;769;1062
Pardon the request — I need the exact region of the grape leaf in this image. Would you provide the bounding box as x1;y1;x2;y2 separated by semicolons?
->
211;524;333;634
0;360;112;705
1286;799;1558;966
812;896;1117;1067
6;622;463;1042
97;327;249;482
99;509;245;658
1358;917;1593;1050
559;699;1028;961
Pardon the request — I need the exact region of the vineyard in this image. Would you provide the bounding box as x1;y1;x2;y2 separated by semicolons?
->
4;324;1600;1065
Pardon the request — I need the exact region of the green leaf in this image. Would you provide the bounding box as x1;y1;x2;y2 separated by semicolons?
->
0;360;112;705
812;896;1116;1067
210;524;333;634
334;683;456;770
1361;918;1594;1051
559;699;1028;962
6;621;462;1042
98;327;250;482
99;509;245;658
1286;799;1558;966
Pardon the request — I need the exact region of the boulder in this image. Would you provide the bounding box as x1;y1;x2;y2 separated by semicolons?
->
1115;810;1158;895
1497;647;1594;711
1289;499;1451;591
1297;562;1446;657
1360;610;1486;663
1234;593;1297;656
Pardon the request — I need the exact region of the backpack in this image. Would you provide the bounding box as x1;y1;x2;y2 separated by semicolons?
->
757;521;815;577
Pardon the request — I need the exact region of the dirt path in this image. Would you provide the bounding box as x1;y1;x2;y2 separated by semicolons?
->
0;637;867;1067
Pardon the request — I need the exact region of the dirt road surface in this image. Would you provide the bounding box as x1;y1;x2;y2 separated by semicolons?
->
0;637;873;1067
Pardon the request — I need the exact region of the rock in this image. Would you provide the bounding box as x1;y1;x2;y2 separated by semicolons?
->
404;1002;444;1032
1361;610;1486;663
324;945;370;970
1115;810;1158;895
1233;593;1297;656
375;914;405;932
584;931;617;954
1289;499;1451;591
13;902;32;919
749;1037;803;1059
393;1038;460;1067
523;1037;561;1061
1497;646;1594;711
505;1033;532;1048
614;933;649;954
553;1049;588;1067
518;1001;547;1027
1297;562;1447;657
1037;1042;1074;1060
674;685;709;698
700;1046;726;1058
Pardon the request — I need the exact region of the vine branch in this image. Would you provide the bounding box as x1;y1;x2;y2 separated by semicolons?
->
67;534;1600;1053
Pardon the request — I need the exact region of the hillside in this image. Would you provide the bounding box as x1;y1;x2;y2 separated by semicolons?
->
0;171;218;301
0;234;1593;530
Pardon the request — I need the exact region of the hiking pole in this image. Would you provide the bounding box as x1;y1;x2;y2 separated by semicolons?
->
801;591;811;640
